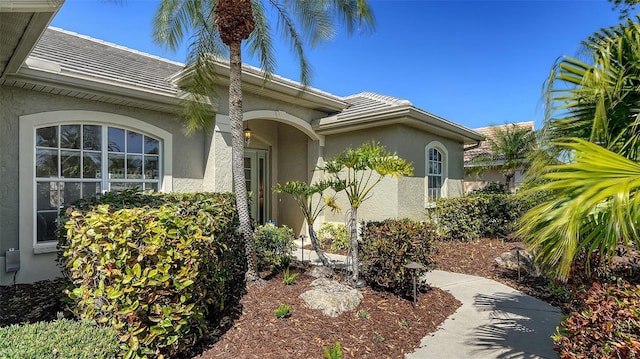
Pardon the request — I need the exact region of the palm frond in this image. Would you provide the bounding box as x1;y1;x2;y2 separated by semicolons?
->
519;138;640;280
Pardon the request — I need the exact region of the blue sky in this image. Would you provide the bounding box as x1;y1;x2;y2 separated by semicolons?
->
50;0;624;130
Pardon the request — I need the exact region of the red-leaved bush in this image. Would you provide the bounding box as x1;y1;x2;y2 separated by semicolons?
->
553;281;640;359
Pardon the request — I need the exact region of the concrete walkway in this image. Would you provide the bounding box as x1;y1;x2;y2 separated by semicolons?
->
293;243;563;359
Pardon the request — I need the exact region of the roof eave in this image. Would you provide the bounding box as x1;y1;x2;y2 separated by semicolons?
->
314;105;483;145
10;65;190;113
0;1;63;78
173;61;349;113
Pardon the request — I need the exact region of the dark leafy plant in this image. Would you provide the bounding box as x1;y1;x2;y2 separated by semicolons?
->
58;191;245;359
360;219;436;297
253;223;296;272
469;181;506;195
553;282;640;358
435;192;541;241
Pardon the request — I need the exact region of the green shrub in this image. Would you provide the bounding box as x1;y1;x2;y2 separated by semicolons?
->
274;304;291;318
58;191;245;359
469;181;506;195
324;341;343;359
360;219;436;297
0;318;119;358
282;267;300;285
318;222;349;252
434;192;540;241
553;282;640;358
254;223;296;271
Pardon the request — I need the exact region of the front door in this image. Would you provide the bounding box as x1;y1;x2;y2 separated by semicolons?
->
244;150;269;224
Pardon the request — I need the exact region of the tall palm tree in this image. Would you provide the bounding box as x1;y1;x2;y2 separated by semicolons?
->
154;0;374;282
467;123;536;192
520;16;640;280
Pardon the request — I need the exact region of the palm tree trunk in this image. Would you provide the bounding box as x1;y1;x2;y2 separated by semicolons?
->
349;207;359;282
229;41;259;282
307;223;332;267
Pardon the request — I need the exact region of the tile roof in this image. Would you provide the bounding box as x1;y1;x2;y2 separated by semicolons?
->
464;121;535;164
30;27;183;95
338;92;412;118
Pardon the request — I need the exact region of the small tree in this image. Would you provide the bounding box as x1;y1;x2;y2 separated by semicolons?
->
323;142;413;283
467;123;536;192
274;180;342;267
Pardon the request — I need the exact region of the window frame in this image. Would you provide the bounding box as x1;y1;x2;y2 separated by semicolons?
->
424;141;448;207
20;111;173;253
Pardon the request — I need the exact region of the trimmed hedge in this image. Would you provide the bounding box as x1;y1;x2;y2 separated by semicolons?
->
553;282;640;358
0;318;119;358
434;192;540;241
58;191;245;359
360;219;437;297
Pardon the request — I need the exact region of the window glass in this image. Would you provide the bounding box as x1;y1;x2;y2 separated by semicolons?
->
127;155;143;179
34;124;162;242
144;157;159;179
427;147;444;201
61;151;81;178
127;132;143;153
36;149;59;178
36;127;57;147
108;127;125;152
145;137;159;154
60;125;81;149
83;125;101;150
83;152;101;178
108;153;126;179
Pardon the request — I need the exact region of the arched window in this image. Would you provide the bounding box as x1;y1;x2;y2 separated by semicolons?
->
35;124;162;242
425;141;448;204
427;147;443;201
20;111;172;253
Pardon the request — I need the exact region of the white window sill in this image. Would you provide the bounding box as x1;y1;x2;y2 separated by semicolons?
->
425;202;436;209
33;242;57;254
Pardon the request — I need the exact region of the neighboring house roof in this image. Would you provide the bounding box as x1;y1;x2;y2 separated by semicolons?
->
464;121;535;165
314;91;483;145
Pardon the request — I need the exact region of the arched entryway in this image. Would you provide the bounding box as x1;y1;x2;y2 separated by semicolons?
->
241;110;324;233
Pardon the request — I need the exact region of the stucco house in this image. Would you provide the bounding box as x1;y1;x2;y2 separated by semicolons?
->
463;121;535;193
0;2;482;284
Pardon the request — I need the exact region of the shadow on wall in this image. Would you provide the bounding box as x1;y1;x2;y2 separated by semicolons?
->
467;292;562;359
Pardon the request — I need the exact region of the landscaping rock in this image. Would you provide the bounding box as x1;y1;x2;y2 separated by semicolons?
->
305;265;334;278
299;278;362;317
495;248;541;277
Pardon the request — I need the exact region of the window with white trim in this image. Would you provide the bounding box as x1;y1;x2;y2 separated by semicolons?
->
35;124;161;242
427;147;443;201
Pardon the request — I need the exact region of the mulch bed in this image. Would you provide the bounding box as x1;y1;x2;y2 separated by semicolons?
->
1;237;565;358
434;237;572;311
196;268;458;359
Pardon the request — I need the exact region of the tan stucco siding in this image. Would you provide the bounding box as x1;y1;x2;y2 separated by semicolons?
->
320;124;466;223
216;89;329;124
276;124;308;234
0;86;206;284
